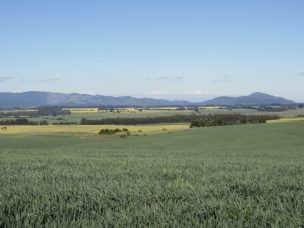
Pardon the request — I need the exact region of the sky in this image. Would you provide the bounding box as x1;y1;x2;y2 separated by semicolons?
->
0;0;303;102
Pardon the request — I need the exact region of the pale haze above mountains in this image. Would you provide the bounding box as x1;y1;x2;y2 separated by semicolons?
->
0;91;295;108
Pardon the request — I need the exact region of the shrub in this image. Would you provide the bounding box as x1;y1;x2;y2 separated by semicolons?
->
99;128;129;135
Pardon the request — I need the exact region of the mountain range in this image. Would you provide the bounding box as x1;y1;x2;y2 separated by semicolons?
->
0;91;295;108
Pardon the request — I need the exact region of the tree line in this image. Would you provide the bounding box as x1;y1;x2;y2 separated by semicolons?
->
190;114;276;128
0;118;48;125
80;114;278;126
80;115;198;125
0;114;278;126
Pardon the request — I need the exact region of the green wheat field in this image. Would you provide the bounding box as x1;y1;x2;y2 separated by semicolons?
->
1;121;304;227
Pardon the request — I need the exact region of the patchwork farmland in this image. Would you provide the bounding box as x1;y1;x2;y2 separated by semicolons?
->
1;105;304;227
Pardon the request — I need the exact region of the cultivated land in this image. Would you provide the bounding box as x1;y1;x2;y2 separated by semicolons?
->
0;123;189;135
1;121;304;227
2;107;304;124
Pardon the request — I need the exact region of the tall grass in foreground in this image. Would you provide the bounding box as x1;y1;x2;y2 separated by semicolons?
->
0;122;304;227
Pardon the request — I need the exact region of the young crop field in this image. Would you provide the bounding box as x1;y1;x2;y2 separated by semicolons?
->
0;121;304;227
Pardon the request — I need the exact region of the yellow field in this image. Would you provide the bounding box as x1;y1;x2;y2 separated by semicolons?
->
113;108;139;113
0;123;189;135
148;107;178;110
116;108;137;111
199;106;223;109
267;117;304;123
62;108;100;113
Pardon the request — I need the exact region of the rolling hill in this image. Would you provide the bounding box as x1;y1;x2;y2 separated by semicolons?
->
201;92;295;106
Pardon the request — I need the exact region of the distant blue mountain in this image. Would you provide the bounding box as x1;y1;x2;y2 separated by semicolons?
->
201;92;295;106
0;91;192;108
0;91;295;108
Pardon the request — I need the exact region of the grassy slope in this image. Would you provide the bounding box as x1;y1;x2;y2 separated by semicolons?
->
0;122;304;227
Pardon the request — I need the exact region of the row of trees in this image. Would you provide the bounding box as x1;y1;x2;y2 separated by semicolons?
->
0;114;278;126
53;122;78;125
81;114;278;126
257;107;288;112
0;118;79;125
0;118;48;125
80;115;199;125
190;114;275;128
0;107;71;118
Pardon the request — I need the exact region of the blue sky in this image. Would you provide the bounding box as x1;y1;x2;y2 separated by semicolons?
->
0;0;303;101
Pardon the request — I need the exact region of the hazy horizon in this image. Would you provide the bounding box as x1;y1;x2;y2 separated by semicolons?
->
0;90;299;104
1;1;303;102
